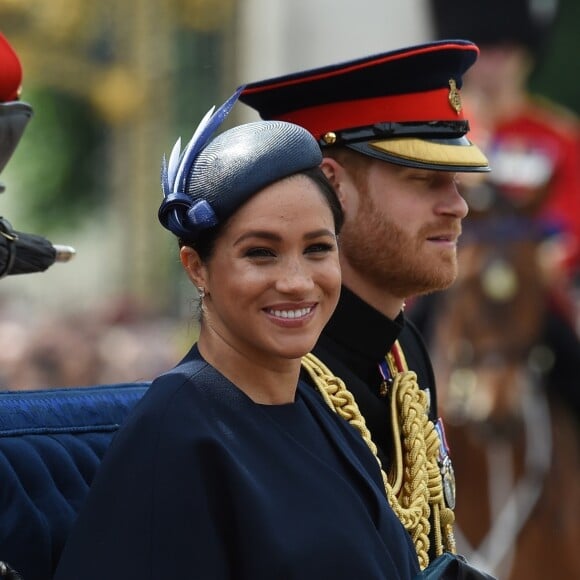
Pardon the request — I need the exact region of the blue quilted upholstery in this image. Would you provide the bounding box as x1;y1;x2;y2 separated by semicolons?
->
0;383;149;580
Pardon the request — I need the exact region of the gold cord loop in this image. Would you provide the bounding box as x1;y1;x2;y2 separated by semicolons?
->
301;348;456;570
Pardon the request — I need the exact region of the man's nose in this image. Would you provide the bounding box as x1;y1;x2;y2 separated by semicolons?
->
437;183;469;219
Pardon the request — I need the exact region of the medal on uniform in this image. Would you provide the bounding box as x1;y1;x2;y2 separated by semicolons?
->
435;418;456;510
378;359;394;397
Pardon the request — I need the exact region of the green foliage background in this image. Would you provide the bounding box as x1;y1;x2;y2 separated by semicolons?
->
12;89;107;232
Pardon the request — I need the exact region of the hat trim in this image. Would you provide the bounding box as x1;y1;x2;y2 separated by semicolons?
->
277;88;464;140
323;120;470;148
240;41;478;95
368;137;489;169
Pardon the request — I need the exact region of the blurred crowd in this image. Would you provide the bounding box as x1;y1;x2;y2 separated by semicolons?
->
0;296;194;391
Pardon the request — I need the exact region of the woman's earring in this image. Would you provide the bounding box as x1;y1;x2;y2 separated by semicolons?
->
197;286;205;299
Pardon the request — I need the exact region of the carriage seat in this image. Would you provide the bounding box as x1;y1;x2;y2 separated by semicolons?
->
0;383;150;580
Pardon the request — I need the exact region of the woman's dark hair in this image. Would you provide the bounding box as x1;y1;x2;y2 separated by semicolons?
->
180;167;343;262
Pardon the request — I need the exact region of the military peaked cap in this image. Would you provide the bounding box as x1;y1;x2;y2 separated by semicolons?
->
239;40;489;173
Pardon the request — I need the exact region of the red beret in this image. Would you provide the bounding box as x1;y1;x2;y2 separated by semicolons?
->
0;32;23;103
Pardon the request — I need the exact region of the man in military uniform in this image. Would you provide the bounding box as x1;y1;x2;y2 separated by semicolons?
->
240;39;488;467
240;41;494;576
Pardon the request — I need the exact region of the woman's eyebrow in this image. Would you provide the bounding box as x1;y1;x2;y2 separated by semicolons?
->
233;230;281;246
304;228;336;240
234;228;335;246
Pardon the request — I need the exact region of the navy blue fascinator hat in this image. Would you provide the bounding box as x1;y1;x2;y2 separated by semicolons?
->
158;88;322;242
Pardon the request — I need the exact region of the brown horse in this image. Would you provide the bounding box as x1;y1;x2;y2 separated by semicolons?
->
413;209;580;579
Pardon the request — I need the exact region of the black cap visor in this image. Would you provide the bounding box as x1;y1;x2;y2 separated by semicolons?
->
0;101;33;175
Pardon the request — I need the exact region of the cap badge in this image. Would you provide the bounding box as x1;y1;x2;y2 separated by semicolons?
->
448;79;462;115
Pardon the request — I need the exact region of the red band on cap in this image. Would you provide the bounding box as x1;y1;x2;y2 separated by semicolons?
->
276;88;463;140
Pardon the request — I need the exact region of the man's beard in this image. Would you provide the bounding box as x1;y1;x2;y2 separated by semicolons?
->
338;194;459;299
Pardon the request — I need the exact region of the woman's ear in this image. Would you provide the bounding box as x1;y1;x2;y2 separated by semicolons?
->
180;246;207;289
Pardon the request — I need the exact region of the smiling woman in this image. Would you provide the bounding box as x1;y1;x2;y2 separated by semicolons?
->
53;90;422;579
181;173;342;398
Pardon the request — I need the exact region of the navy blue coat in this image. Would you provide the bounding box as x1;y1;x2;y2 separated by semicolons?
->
54;345;420;579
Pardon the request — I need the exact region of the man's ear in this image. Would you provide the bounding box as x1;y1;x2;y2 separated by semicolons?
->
320;157;341;185
321;157;348;208
180;246;207;289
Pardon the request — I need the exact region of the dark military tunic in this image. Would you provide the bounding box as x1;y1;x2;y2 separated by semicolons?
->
309;285;438;468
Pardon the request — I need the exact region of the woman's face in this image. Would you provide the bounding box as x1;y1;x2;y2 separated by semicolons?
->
182;174;341;364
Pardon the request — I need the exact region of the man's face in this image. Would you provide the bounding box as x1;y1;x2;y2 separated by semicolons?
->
337;157;468;299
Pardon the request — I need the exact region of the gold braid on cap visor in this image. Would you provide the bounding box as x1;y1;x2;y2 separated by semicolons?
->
369;137;489;168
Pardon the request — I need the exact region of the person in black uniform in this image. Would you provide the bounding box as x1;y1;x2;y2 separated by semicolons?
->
0;30;31;580
53;91;424;579
239;40;493;574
